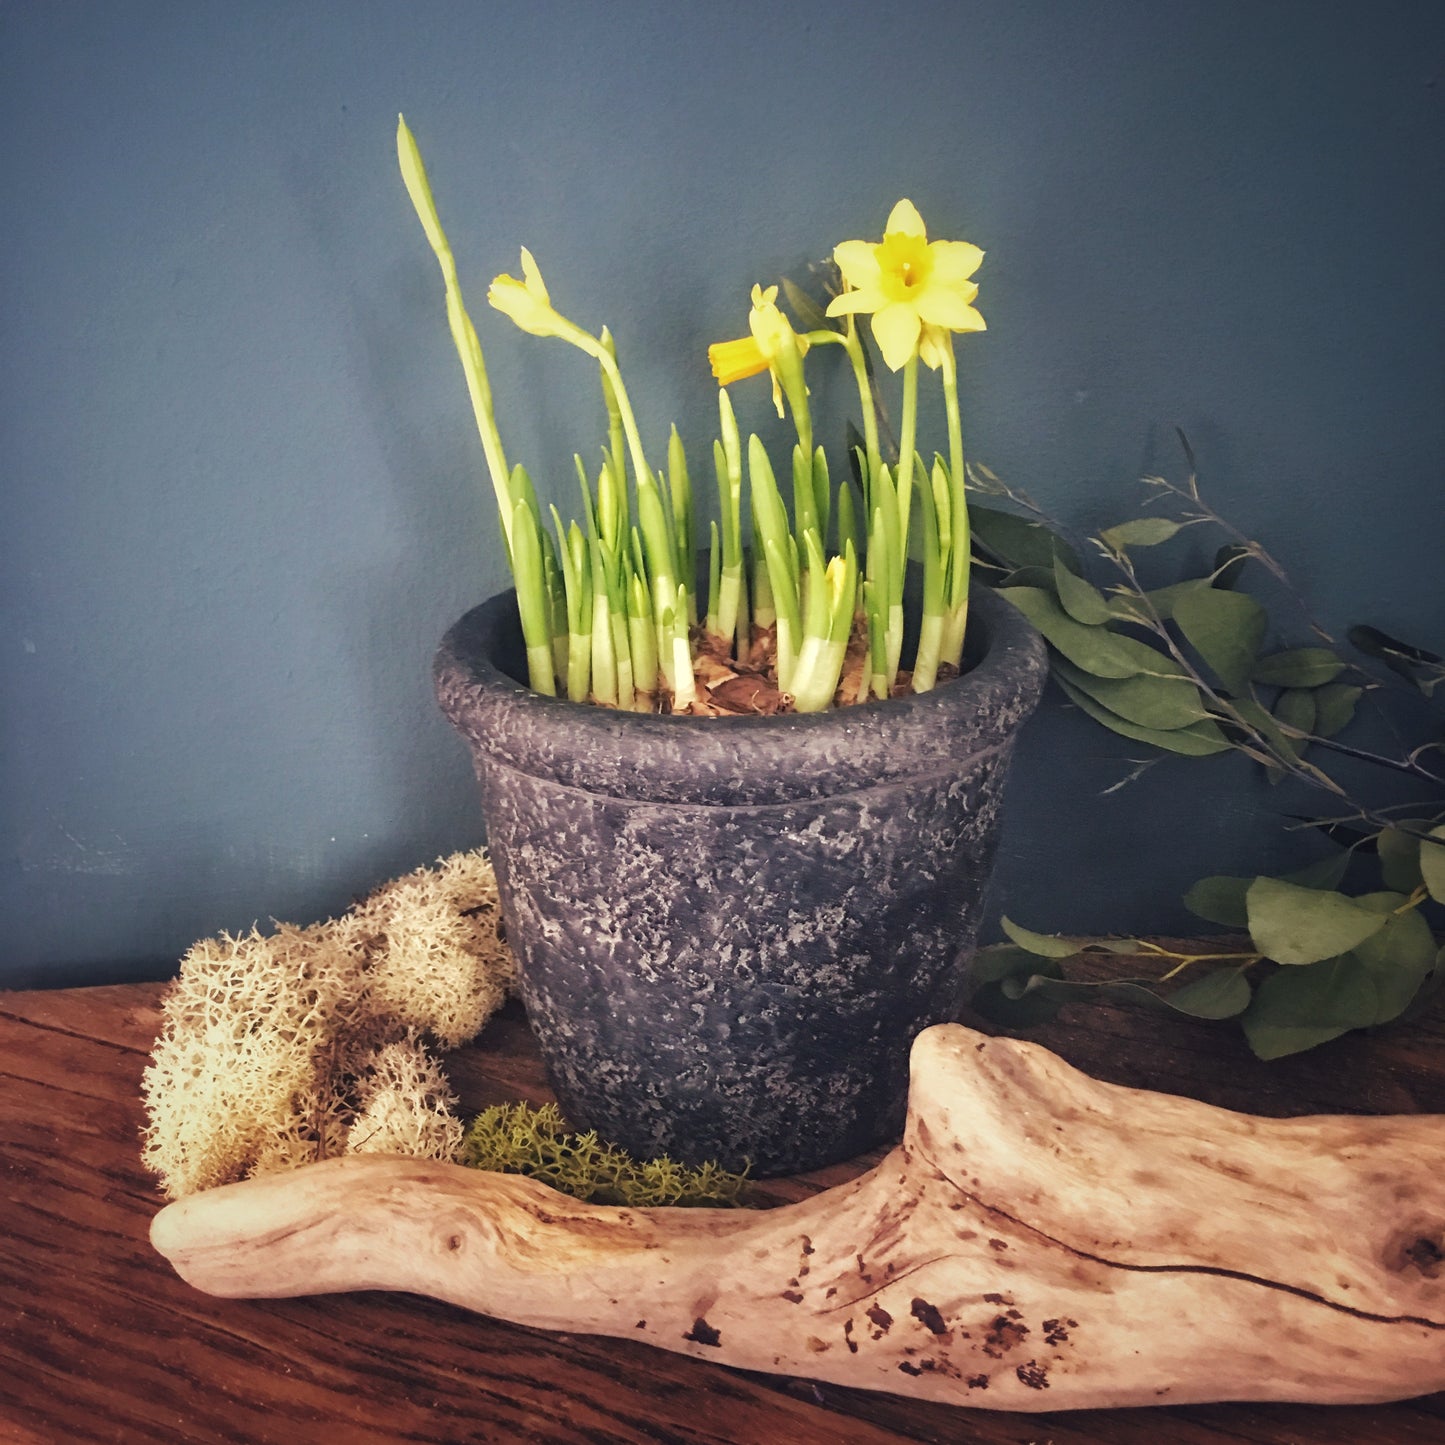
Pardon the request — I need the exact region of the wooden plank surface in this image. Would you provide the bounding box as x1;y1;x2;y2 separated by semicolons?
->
2;973;1443;1445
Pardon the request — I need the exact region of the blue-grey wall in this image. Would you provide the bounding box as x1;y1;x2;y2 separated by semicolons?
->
4;1;1442;988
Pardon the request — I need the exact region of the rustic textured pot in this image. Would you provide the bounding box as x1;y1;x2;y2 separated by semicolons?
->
435;586;1046;1175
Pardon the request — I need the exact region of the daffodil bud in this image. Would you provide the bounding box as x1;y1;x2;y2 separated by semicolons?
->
488;249;559;336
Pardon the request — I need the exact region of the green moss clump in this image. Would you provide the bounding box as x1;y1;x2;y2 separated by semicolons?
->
459;1102;750;1208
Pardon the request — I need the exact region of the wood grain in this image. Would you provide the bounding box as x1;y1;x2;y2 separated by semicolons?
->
3;973;1444;1444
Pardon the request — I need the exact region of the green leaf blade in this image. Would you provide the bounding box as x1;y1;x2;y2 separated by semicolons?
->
1052;554;1112;626
1172;588;1268;695
1351;900;1438;1024
1312;682;1362;738
1251;648;1345;688
1052;657;1212;731
1245;877;1390;965
1241;956;1378;1060
1054;674;1233;755
1183;875;1252;928
1098;517;1183;550
1164;968;1252;1020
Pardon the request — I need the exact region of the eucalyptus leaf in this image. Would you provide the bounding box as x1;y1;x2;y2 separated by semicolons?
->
1229;697;1299;763
1110;556;1247;625
1053;554;1113;625
997;586;1170;679
1164;967;1252;1020
1376;825;1425;893
997;564;1058;591
1241;956;1379;1060
1212;544;1250;589
1350;902;1438;1024
1403;944;1445;1022
1251;648;1345;688
1312;682;1362;738
1097;516;1183;551
968;954;1067;1028
1134;578;1208;621
1421;825;1445;903
971;505;1080;573
1352;890;1410;911
1000;917;1088;959
780;276;832;333
1183;875;1251;928
1172;587;1268;695
989;970;1249;1021
844;422;867;489
1245;877;1389;965
1349;624;1444;696
1282;852;1351;891
968;942;1050;986
1266;688;1316;782
1273;688;1316;745
1055;674;1234;755
1052;656;1210;731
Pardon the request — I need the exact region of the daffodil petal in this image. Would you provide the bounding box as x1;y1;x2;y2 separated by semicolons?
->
832;239;882;290
884;199;926;238
916;289;985;330
769;370;786;418
870;302;922;371
519;247;550;304
825;287;886;318
928;240;984;284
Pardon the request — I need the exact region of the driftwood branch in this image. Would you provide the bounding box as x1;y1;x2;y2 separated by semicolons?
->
151;1024;1445;1411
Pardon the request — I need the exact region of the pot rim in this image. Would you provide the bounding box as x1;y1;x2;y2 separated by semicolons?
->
435;583;1047;806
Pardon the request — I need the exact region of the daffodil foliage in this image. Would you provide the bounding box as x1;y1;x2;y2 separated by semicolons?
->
400;115;989;714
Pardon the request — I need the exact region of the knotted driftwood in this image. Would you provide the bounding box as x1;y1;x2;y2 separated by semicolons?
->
150;1023;1445;1411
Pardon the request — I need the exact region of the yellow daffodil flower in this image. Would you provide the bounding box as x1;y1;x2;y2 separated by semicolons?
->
708;284;808;416
826;199;985;372
488;247;567;338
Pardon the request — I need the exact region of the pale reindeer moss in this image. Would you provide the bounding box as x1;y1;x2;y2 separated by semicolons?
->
346;1034;466;1162
141;850;514;1199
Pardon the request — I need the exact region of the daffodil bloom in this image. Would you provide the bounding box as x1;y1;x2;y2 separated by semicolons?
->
488;247;569;338
708;284;808;416
826;200;985;372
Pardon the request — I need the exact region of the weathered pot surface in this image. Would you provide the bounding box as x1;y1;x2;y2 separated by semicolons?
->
436;585;1046;1174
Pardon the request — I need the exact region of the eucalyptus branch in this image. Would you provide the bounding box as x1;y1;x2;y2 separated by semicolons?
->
1143;432;1336;646
1102;545;1350;802
1279;730;1445;787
